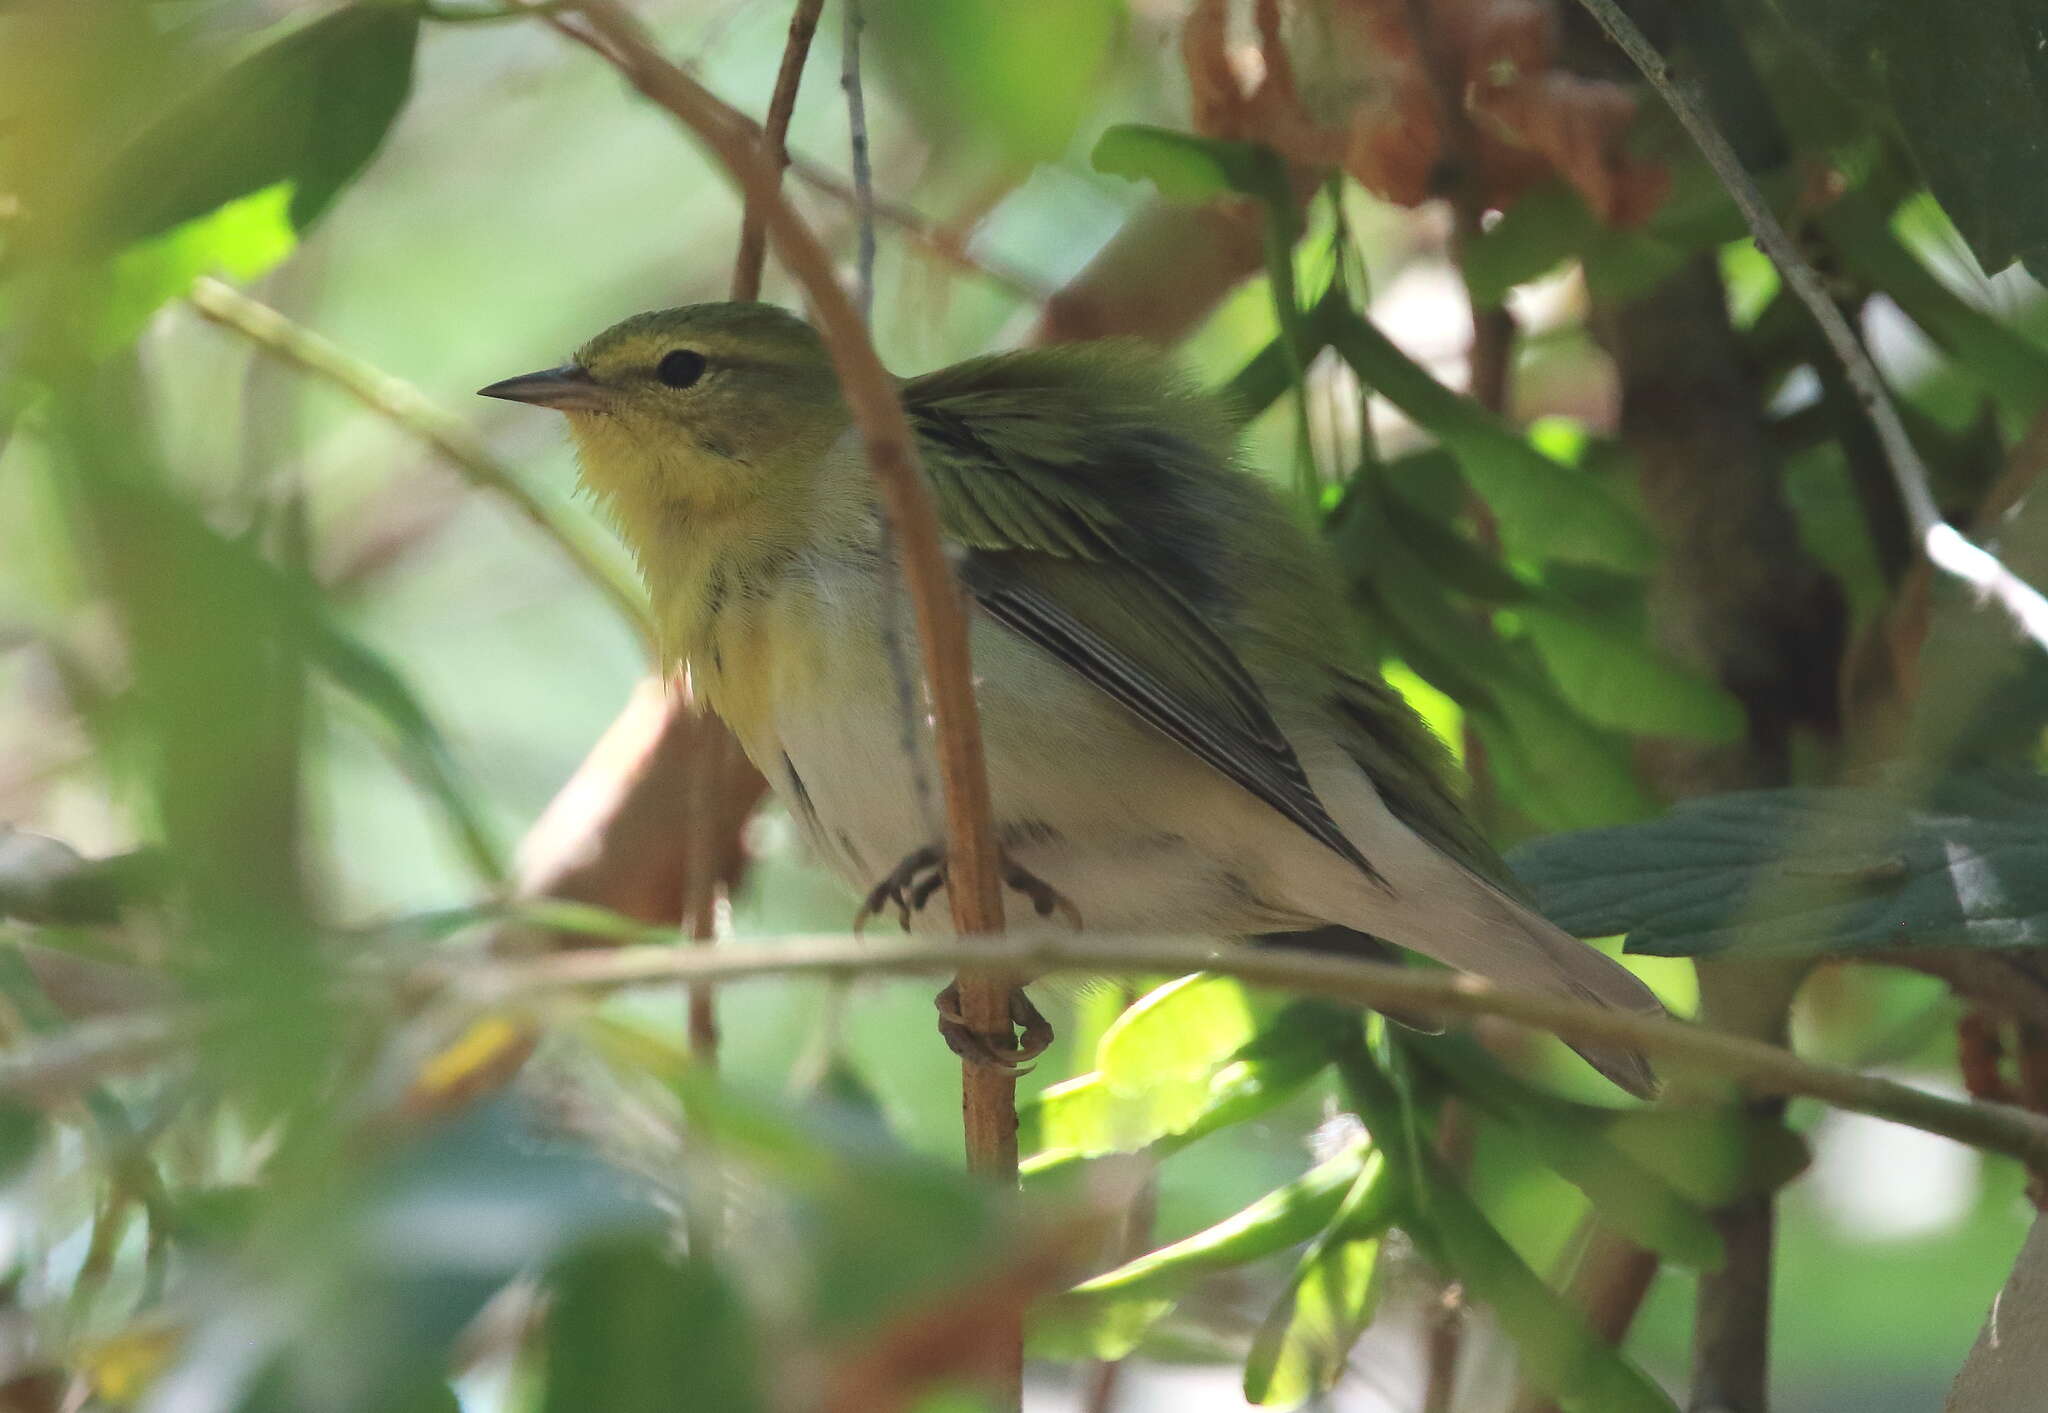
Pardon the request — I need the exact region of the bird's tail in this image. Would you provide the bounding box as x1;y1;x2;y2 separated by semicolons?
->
1298;881;1665;1098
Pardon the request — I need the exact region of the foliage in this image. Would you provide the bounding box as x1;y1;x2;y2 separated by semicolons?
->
2;0;2048;1411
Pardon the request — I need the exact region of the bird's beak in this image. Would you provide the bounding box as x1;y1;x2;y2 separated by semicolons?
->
476;364;606;412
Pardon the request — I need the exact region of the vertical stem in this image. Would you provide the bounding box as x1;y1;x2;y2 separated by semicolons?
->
732;0;827;303
841;0;876;320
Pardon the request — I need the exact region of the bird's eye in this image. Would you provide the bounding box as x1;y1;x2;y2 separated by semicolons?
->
656;349;707;389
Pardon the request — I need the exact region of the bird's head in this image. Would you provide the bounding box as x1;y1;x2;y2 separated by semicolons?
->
479;302;849;523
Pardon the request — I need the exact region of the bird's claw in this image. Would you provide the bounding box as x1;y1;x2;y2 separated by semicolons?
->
851;846;1083;934
934;982;1055;1074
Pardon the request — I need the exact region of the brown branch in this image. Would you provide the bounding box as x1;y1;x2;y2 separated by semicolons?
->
531;24;1019;1370
448;934;2048;1170
731;0;825;302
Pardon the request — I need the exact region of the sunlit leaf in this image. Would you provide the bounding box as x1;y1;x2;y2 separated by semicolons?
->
1071;1138;1373;1300
1020;998;1345;1173
1242;1150;1397;1405
1318;302;1655;572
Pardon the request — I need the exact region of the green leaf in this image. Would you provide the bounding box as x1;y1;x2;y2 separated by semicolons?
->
1771;0;2048;277
95;185;297;350
1091;124;1288;204
1600;1109;1810;1208
870;0;1122;163
1242;1150;1397;1405
1410;1038;1723;1268
1071;1138;1374;1300
1506;770;2048;958
308;611;506;884
543;1240;762;1413
1463;181;1601;309
1020;997;1344;1173
1820;194;2048;415
1030;1293;1177;1362
1519;604;1745;744
81;4;417;251
1317;302;1655;572
1334;1051;1676;1413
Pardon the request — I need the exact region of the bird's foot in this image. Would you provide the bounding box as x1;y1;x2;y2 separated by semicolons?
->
934;982;1055;1073
852;845;1083;935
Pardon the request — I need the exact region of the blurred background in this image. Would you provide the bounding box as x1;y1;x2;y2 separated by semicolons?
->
3;1;2046;1409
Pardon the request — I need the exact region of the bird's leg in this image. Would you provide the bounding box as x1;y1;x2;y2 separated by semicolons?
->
853;843;1077;1071
852;845;1084;933
852;844;946;935
934;981;1055;1073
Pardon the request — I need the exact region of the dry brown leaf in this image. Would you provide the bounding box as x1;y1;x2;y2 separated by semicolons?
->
1188;0;1668;226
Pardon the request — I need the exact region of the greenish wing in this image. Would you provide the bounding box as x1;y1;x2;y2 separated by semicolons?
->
908;381;1383;886
1328;671;1516;893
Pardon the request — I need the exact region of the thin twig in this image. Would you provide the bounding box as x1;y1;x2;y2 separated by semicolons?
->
186;277;654;656
443;933;2048;1170
0;1011;197;1109
731;0;826;302
787;155;1048;301
533;1;1019;1218
1573;0;2048;649
841;0;877;319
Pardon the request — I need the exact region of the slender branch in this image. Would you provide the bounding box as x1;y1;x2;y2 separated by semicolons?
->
534;4;1020;1235
186;277;654;656
0;1011;196;1109
787;155;1049;301
442;933;2048;1169
731;0;825;302
841;0;876;319
1572;0;2048;650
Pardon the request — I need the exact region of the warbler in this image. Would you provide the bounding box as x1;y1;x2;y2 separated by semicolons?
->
481;302;1663;1096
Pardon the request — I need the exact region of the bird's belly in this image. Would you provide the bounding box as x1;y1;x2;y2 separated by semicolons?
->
755;613;1307;937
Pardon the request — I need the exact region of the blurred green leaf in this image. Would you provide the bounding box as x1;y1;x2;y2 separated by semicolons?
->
1601;1108;1810;1207
1770;0;2048;276
82;5;418;250
1519;603;1746;744
96;184;297;350
1030;1292;1177;1362
1092;125;1285;204
1071;1137;1373;1300
1507;769;2048;957
542;1240;762;1413
1820;194;2048;415
871;0;1121;163
1463;181;1600;308
0;1102;42;1184
1334;1051;1676;1413
1410;1038;1724;1268
309;611;506;884
1318;302;1655;572
1020;998;1345;1173
1242;1150;1396;1405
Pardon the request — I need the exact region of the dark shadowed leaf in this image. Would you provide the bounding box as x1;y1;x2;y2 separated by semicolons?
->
82;5;419;250
542;1240;762;1413
1769;0;2048;277
1507;771;2048;958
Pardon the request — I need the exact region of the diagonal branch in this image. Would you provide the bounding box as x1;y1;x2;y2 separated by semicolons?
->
1572;0;2048;650
187;277;654;654
531;2;1021;1206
